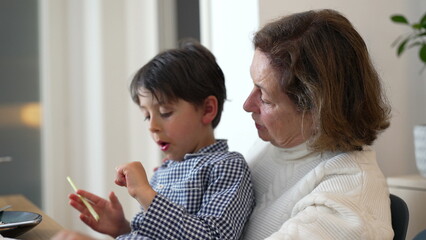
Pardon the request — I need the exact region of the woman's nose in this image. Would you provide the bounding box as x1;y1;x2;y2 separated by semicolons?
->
243;90;258;113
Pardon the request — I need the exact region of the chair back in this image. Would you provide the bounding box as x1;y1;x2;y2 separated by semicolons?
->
390;194;409;240
413;229;426;240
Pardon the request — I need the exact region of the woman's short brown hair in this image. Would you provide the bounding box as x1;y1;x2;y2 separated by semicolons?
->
253;9;391;152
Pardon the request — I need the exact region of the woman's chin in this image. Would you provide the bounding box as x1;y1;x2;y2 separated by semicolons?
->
258;132;271;142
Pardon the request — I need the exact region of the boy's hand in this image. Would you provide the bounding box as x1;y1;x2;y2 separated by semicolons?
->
115;161;157;210
69;190;130;238
51;229;96;240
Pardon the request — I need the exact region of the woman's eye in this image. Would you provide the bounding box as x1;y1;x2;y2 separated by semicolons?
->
258;89;271;104
260;97;271;105
144;115;151;121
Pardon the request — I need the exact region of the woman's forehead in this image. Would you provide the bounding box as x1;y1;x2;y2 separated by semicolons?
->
251;51;282;94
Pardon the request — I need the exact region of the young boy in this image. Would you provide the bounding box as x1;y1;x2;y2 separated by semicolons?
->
64;40;255;240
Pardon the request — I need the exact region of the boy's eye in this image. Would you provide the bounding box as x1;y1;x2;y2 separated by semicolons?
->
160;112;173;118
144;115;151;121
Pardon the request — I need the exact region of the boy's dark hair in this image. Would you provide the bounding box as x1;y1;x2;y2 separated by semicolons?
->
130;39;226;128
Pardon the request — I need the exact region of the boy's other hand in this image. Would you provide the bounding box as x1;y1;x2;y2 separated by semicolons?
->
115;162;157;210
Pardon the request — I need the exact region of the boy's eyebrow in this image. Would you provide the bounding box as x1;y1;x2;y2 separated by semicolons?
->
138;101;169;110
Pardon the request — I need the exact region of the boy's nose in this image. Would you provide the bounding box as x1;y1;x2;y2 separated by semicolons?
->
149;117;161;132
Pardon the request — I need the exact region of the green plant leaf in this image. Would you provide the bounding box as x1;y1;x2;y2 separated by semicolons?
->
397;38;409;56
413;23;422;30
420;12;426;25
420;44;426;63
391;15;409;24
391;35;405;47
407;41;423;51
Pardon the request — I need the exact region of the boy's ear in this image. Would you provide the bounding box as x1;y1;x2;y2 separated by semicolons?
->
201;96;218;125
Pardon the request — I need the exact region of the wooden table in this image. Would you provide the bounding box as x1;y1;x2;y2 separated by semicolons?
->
0;194;63;240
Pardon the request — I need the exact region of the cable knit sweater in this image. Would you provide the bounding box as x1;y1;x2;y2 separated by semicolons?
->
241;140;393;240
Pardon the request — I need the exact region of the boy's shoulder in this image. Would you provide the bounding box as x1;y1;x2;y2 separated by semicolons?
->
174;140;249;170
194;149;248;170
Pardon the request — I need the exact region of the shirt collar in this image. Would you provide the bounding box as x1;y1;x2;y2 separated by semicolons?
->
161;139;229;167
185;139;228;158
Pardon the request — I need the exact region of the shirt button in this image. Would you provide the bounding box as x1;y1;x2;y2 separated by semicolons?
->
157;184;164;190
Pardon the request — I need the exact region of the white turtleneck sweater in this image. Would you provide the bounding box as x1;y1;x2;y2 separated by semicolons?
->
241;140;393;240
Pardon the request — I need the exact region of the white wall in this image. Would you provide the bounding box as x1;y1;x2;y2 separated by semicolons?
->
209;0;426;177
202;0;260;156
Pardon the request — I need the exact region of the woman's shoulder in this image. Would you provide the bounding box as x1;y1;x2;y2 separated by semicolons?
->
321;147;379;171
315;147;386;192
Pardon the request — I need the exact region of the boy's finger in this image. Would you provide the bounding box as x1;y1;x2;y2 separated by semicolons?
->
70;198;90;214
76;189;102;205
80;214;97;228
109;191;123;209
114;167;127;186
69;193;84;203
69;194;86;209
114;178;126;187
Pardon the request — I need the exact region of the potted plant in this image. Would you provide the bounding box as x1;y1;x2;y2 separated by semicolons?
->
391;12;426;176
390;12;426;72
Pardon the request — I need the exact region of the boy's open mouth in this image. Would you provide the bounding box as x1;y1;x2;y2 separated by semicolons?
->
158;141;170;151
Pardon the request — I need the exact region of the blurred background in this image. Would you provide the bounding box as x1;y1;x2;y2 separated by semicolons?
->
1;0;425;238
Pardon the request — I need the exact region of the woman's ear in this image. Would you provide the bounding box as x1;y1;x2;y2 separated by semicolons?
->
201;96;218;125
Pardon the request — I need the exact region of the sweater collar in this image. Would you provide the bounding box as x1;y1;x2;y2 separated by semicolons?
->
269;142;316;162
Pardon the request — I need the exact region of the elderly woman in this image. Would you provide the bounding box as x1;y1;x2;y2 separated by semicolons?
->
240;9;393;239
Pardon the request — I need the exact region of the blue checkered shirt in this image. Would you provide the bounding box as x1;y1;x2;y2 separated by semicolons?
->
116;140;255;240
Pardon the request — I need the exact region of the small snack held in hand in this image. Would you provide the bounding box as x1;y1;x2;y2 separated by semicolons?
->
66;176;100;221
